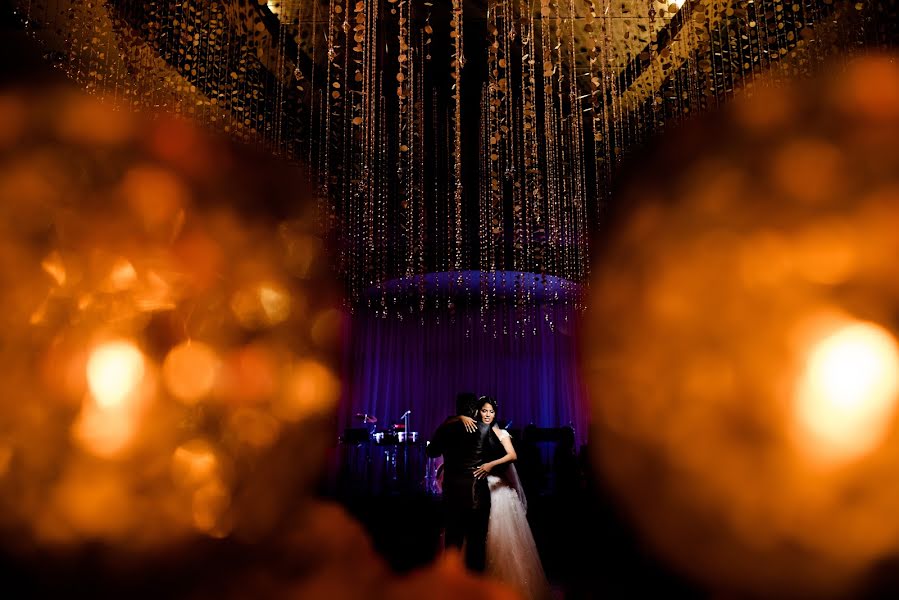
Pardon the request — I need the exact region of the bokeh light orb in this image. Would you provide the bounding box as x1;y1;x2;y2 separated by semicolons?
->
583;55;899;597
794;318;899;464
162;340;220;404
87;340;146;408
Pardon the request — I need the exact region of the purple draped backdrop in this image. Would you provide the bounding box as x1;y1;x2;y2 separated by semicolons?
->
338;272;589;449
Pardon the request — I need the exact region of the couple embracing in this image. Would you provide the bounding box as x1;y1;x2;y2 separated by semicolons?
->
426;393;552;600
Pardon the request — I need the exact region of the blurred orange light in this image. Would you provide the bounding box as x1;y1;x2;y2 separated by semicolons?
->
73;401;140;457
228;408;280;449
275;360;340;422
171;440;220;489
0;443;12;477
86;341;145;408
50;469;133;540
231;281;293;329
0;85;344;571
258;283;291;325
0;93;26;147
106;257;138;291
171;441;232;536
795;320;899;463
41;251;67;287
120;165;188;230
581;57;899;596
192;480;231;536
163;341;219;404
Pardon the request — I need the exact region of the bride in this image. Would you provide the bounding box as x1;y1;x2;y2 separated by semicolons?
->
466;396;553;600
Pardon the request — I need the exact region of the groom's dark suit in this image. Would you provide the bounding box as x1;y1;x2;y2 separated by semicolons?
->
427;418;492;572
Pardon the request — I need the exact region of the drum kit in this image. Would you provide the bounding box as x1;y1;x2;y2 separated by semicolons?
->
351;412;419;446
339;410;433;493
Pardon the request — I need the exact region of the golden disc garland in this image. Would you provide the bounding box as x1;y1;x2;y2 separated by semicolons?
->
12;0;899;331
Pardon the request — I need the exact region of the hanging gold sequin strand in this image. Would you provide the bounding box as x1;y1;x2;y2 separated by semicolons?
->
539;0;561;332
479;85;492;327
415;28;428;312
394;0;414;278
450;0;465;278
486;0;503;297
522;0;547;309
566;0;588;300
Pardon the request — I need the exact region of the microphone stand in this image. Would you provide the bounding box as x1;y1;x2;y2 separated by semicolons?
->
402;410;411;488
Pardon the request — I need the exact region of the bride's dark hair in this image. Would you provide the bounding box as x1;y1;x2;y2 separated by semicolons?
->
477;395;508;467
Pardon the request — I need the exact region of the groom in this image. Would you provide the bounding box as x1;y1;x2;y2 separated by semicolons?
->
426;391;492;572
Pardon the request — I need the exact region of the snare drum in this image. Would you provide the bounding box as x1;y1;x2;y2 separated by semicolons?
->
397;431;418;443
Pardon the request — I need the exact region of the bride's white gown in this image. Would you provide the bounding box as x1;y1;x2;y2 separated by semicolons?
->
485;430;553;600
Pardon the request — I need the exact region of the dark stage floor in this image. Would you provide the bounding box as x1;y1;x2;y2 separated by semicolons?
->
321;470;704;599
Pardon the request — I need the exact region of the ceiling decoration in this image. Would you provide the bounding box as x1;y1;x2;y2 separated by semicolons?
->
11;0;897;331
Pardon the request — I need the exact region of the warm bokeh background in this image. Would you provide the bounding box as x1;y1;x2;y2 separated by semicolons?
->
583;55;899;599
0;16;523;599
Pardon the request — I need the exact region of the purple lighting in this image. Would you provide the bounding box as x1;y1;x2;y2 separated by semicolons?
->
340;271;589;465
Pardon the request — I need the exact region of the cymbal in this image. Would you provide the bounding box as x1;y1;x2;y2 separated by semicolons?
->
354;413;377;424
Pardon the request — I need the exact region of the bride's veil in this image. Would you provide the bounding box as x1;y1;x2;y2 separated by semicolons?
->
502;461;527;513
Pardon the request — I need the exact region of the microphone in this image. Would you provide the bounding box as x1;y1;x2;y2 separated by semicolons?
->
399;410;411;419
503;419;512;430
